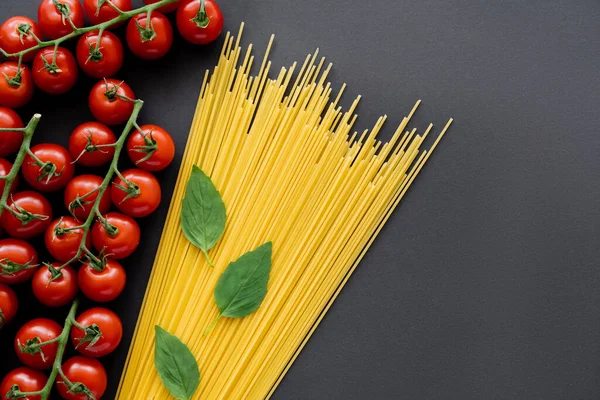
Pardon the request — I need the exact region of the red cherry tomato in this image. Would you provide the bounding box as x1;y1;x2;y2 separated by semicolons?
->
32;263;78;307
0;367;47;400
0;62;34;109
69;122;116;167
0;158;18;195
176;0;223;45
78;259;126;303
0;239;38;284
127;124;175;171
71;307;122;357
0;107;24;156
144;0;181;13
88;79;135;125
56;356;107;400
22;143;74;192
0;283;18;326
0;191;53;239
76;30;124;79
111;169;161;218
45;217;91;262
14;318;62;369
92;212;140;259
83;0;132;27
38;0;85;39
64;175;112;220
126;11;173;60
32;47;78;95
0;16;42;61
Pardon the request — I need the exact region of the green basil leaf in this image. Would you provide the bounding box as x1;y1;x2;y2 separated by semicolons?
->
181;166;226;267
154;326;200;400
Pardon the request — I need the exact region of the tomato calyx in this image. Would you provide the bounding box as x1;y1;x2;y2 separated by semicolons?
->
27;152;64;184
40;54;63;75
114;177;140;203
61;379;95;400
17;23;34;44
53;217;83;237
17;336;54;362
86;39;104;63
52;0;73;25
103;78;132;103
73;323;103;350
73;130;115;162
43;262;65;283
130;129;158;164
96;0;123;17
0;257;37;276
97;214;119;237
135;14;157;43
191;0;210;28
5;196;50;226
4;383;30;399
3;69;23;88
68;188;100;219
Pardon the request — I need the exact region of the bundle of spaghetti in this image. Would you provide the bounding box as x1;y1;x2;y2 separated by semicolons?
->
118;24;452;400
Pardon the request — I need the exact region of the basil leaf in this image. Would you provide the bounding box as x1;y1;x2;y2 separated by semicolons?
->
206;242;273;334
154;326;200;400
181;166;226;267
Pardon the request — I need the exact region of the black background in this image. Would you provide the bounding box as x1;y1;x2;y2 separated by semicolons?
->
1;1;600;399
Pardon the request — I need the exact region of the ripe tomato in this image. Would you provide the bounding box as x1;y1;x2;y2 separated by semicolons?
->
92;212;140;259
22;143;74;192
38;0;85;39
64;175;112;220
0;284;18;326
127;124;175;171
32;263;78;307
144;0;181;13
176;0;223;45
71;307;122;357
0;191;53;239
0;17;42;61
78;259;126;303
14;318;62;369
45;217;91;262
0;239;38;284
0;367;47;400
88;79;135;125
76;30;124;79
0;107;24;156
32;47;78;95
126;11;173;60
69;122;116;167
0;158;18;195
0;62;34;109
112;169;161;218
83;0;132;26
57;356;107;400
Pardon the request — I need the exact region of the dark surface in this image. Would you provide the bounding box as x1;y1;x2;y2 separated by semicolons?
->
1;0;599;399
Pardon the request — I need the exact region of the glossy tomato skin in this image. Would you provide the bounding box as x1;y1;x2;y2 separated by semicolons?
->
32;263;78;307
92;212;140;259
0;17;42;61
22;143;74;192
45;217;91;262
32;47;79;95
144;0;181;13
57;356;107;400
0;239;38;284
88;79;135;125
0;284;18;325
64;175;112;220
71;308;122;357
0;367;47;400
69;122;116;167
0;191;53;239
78;259;126;302
112;169;161;218
14;318;62;369
126;12;173;60
0;62;34;109
0;158;18;195
76;30;124;79
0;107;24;156
127;124;175;171
83;0;132;26
176;0;223;45
38;0;85;39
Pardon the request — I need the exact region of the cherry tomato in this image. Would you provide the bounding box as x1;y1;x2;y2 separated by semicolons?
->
0;107;24;157
144;0;181;13
38;0;85;39
0;17;42;62
0;284;18;326
176;0;223;45
127;124;175;171
64;175;112;220
78;259;126;303
71;307;122;357
83;0;132;27
69;122;116;167
14;318;62;369
0;191;53;239
32;263;78;307
57;356;107;400
76;30;124;79
0;239;38;284
92;212;140;259
111;169;161;218
32;47;78;95
22;143;74;192
45;217;91;262
0;367;47;400
0;158;18;195
0;62;34;109
126;11;173;60
88;79;135;125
